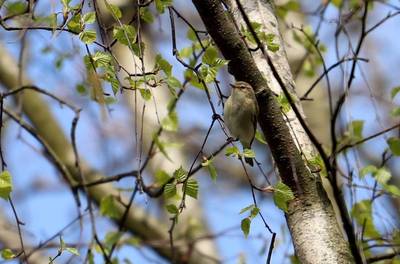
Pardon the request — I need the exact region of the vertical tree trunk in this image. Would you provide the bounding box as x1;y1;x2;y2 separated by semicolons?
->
191;0;356;263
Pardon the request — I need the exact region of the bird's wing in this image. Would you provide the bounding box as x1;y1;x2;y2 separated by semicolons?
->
250;104;258;146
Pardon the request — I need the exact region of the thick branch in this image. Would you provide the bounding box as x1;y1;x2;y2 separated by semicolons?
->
191;0;355;263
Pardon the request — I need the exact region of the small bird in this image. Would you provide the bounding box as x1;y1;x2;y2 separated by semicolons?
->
224;81;259;166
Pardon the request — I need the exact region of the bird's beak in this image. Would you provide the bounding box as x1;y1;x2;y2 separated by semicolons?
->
229;83;235;88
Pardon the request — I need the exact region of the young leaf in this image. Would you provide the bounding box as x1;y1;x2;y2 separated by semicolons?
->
139;88;152;101
241;218;251;238
202;158;218;182
243;149;256;158
374;168;391;185
83;12;96;24
391;86;400;99
155;54;172;76
250;207;260;219
139;7;154;23
387;137;400;156
104;231;122;247
65;247;80;256
350;120;364;140
161;111;179;132
382;184;400;197
164;183;177;199
225;146;240;157
67;13;83;33
202;46;218;65
360;165;377;178
1;249;15;260
185;179;199;199
155;0;173;13
165;204;179;214
351;200;380;238
113;25;137;46
173;166;187;182
239;204;255;214
79;30;97;44
100;195;121;219
0;171;12;200
105;2;122;19
153;134;172;161
155;170;171;185
255;130;267;144
273;182;294;212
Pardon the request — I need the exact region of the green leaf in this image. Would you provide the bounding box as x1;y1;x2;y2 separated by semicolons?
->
0;171;12;200
187;28;197;41
239;204;255;214
277;93;291;113
164;183;177;199
250;207;260;219
1;249;15;260
202;158;218;182
360;165;377;178
161;111;179;132
198;65;217;83
105;1;122;19
90;51;112;67
374;168;391;185
267;42;279;52
67;13;83;33
83;12;96;24
76;84;87;95
179;46;194;59
382;184;400;197
139;7;154;23
165;204;179;214
391;86;400;99
225;146;240;158
241;218;251;238
61;0;72;9
139;88;152;101
387;137;400;156
307;155;326;177
113;25;137;46
155;0;172;13
391;107;400;116
350;120;364;140
155;54;172;76
273;182;294;212
173;166;187;182
79;30;97;44
65;247;80;256
202;46;218;65
166;76;182;89
185;179;198;199
331;0;342;7
153;134;172;161
243;149;255;158
255;130;267;144
155;170;171;185
5;1;27;16
100;195;121;219
351;200;380;238
104;231;122;247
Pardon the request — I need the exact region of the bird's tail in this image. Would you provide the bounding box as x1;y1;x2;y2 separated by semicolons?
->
241;146;254;167
245;157;254;167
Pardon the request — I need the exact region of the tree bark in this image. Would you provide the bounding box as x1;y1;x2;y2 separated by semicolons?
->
191;0;355;263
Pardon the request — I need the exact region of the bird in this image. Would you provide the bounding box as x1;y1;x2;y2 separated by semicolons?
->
224;81;259;166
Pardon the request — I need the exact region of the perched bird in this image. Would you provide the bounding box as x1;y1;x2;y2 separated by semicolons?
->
224;81;259;166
